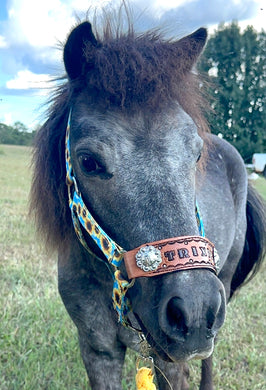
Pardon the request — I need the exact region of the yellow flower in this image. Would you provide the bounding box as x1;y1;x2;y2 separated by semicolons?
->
136;367;156;390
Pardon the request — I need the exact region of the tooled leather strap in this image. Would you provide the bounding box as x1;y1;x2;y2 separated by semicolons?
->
124;236;218;279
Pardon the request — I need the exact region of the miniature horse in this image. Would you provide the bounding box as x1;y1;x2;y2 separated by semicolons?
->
30;16;266;390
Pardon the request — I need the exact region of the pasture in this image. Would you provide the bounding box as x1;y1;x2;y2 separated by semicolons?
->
0;144;265;389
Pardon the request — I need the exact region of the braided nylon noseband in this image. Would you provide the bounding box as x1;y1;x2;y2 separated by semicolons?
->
65;110;208;326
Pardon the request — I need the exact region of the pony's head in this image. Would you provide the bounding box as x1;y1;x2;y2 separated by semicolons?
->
31;17;225;362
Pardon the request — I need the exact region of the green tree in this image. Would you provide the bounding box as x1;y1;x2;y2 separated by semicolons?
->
200;22;266;162
0;122;36;146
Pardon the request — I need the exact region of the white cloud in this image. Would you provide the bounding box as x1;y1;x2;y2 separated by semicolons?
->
153;0;194;12
6;70;53;95
72;0;112;10
3;113;13;125
3;0;264;53
6;0;76;48
239;0;265;31
1;0;264;84
0;35;9;48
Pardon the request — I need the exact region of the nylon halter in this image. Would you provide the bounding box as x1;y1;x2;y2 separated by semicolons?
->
65;110;207;326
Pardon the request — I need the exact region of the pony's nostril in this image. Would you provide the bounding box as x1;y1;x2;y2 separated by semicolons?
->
166;297;189;337
210;290;226;334
206;308;216;330
165;290;225;341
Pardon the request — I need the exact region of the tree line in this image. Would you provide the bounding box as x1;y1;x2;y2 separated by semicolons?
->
199;22;265;162
0;121;36;146
1;22;265;161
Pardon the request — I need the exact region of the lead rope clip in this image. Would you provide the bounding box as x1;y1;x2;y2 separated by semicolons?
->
135;333;156;390
135;334;175;390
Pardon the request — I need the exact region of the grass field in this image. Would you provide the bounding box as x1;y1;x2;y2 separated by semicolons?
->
0;144;265;390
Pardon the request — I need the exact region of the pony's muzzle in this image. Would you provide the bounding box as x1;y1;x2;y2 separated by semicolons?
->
158;270;226;359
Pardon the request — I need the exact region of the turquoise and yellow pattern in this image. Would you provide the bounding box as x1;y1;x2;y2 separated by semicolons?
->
195;200;205;237
65;111;133;325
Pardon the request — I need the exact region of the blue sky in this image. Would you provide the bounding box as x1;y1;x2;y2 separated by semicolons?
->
0;0;264;129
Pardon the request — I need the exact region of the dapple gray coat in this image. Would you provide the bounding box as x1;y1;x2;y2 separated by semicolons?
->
31;17;266;390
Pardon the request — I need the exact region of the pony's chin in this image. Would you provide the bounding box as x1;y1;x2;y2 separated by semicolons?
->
145;333;175;362
185;346;214;362
135;314;214;362
149;338;213;363
142;326;214;363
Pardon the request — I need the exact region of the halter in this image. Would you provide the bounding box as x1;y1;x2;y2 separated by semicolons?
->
65;110;219;327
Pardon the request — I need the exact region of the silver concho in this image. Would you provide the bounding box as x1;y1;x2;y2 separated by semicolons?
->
135;245;162;272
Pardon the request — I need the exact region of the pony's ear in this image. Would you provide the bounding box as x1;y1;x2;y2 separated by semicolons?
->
64;22;98;80
175;27;207;71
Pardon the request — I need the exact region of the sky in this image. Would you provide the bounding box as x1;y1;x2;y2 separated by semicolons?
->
0;0;265;129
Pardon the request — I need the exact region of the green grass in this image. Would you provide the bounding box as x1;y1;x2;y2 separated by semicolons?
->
1;144;265;389
252;177;266;201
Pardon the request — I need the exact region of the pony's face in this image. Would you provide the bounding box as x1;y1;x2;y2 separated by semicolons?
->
64;22;226;362
68;101;225;362
70;101;203;246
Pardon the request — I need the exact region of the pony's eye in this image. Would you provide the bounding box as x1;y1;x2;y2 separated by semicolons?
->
78;155;103;175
